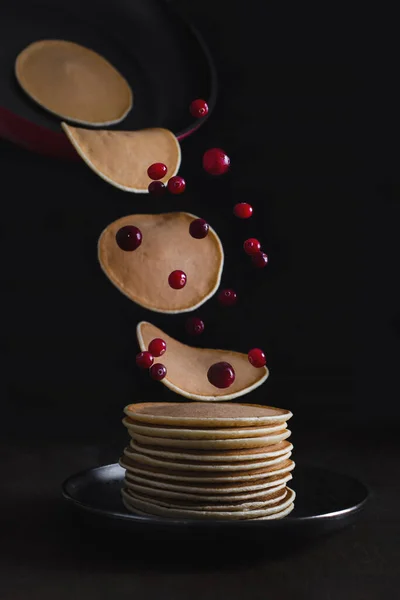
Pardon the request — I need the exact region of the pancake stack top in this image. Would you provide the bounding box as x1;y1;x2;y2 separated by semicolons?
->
120;402;295;520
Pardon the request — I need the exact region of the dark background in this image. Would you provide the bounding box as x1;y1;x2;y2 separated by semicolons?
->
0;1;399;598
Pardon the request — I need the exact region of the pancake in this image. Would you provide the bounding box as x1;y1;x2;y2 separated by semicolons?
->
130;429;291;449
16;40;132;126
125;443;292;471
123;474;292;502
136;324;269;400
121;486;288;512
124;469;294;495
124;401;291;427
123;416;287;439
120;455;295;483
129;439;293;462
62;125;180;193
130;502;295;520
98;214;223;312
121;487;295;520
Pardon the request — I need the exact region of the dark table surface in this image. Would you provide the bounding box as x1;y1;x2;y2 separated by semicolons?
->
1;0;399;598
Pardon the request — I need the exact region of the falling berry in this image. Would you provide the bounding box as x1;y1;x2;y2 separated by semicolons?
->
186;317;205;335
244;238;261;255
189;218;209;239
252;252;269;268
207;361;236;389
190;99;209;118
234;203;253;219
167;176;186;194
148;338;167;357
202;148;230;175
248;348;266;368
147;163;167;180
136;351;154;369
218;288;237;307
168;270;187;289
148;181;166;196
115;225;142;251
150;363;167;381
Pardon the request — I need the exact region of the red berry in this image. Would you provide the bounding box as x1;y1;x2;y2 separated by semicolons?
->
148;338;167;357
167;176;186;194
136;351;154;369
115;225;142;251
202;148;230;175
150;363;167;381
186;317;205;335
218;289;237;307
148;181;166;196
233;203;253;219
252;251;269;268
244;238;261;255
207;362;235;389
248;348;266;368
189;218;209;239
147;163;167;180
190;99;209;118
168;270;187;289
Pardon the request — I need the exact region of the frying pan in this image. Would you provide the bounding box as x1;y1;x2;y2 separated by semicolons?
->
0;0;217;159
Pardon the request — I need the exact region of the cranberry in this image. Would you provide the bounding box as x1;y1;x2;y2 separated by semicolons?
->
202;148;230;175
136;351;154;369
186;317;205;335
207;362;235;389
248;348;266;368
244;238;261;255
147;163;167;180
233;203;253;219
148;338;167;357
115;225;142;251
167;176;186;194
190;99;209;118
168;270;187;289
189;218;209;239
218;288;237;307
252;251;269;268
150;363;167;381
148;181;166;196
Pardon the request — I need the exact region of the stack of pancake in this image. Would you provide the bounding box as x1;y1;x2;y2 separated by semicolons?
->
120;402;295;520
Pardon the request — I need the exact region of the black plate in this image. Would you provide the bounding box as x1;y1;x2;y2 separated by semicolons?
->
62;463;369;541
0;0;217;157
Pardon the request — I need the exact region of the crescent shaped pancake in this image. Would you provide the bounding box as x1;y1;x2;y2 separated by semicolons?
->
136;322;270;400
62;124;181;192
15;40;132;126
98;213;223;313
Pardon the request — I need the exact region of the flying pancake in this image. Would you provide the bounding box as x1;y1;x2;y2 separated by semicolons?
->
135;323;271;400
62;125;180;192
16;40;132;126
98;214;223;313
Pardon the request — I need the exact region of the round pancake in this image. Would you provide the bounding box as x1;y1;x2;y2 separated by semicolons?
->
124;469;294;495
63;126;180;193
121;487;295;520
123;486;288;512
130;429;291;449
124;473;293;502
98;214;223;313
16;40;132;126
125;402;292;427
136;324;269;399
123;416;287;439
128;502;295;520
126;443;292;471
129;439;293;462
120;454;295;483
